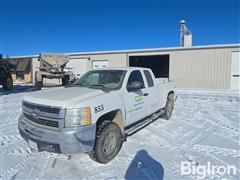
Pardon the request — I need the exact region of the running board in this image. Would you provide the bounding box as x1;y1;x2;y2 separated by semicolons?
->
124;110;164;137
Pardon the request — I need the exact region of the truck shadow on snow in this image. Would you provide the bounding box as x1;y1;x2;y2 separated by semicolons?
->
125;149;164;180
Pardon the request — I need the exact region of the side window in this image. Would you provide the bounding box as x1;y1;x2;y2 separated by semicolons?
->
144;70;154;87
127;70;145;91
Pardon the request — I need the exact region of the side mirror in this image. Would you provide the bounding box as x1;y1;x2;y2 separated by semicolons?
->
127;81;144;92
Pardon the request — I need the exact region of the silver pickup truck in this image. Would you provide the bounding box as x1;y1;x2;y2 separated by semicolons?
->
18;67;176;163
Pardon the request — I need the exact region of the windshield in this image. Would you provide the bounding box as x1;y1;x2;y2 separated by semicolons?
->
73;70;126;91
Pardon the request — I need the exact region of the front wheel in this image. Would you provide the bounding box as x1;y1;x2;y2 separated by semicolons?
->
89;121;123;164
62;76;69;86
35;71;42;90
35;81;43;90
2;75;13;90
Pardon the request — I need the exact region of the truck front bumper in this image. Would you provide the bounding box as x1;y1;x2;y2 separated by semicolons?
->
18;115;96;154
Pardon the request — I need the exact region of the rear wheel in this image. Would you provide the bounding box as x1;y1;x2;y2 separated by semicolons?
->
163;93;174;120
62;75;69;86
35;71;42;90
35;81;43;90
89;121;123;164
2;75;13;90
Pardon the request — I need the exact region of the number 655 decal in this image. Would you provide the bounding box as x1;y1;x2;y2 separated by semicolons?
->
94;105;104;113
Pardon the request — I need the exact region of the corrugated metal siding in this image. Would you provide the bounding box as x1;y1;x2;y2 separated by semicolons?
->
128;46;240;89
169;47;240;89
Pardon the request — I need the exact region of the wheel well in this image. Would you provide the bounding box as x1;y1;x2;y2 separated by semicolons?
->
95;109;125;136
168;91;174;96
96;109;119;128
167;91;174;101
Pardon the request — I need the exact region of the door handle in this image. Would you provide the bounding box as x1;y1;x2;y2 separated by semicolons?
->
143;93;149;96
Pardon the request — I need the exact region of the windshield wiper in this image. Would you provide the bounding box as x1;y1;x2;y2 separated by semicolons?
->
89;84;109;93
65;83;109;93
65;83;89;88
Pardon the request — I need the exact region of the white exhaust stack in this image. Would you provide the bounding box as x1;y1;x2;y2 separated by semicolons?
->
180;20;192;47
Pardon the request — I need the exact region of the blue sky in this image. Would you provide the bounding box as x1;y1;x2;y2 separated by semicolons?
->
0;0;239;56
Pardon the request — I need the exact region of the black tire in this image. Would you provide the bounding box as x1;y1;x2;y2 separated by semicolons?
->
2;75;13;90
89;121;123;164
163;93;174;120
35;81;43;90
34;71;42;90
62;76;69;86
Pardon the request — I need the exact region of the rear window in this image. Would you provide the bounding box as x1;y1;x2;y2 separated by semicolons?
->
144;70;154;87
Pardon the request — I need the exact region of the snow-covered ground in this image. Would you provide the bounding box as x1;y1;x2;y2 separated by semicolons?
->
0;86;239;180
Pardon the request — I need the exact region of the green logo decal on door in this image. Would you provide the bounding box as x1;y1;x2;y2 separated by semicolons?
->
135;95;143;102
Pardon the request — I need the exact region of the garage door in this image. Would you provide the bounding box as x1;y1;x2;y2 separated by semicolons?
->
92;60;108;69
231;52;240;89
67;58;88;78
129;55;169;78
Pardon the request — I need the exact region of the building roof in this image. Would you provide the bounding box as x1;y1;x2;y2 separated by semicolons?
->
10;44;240;59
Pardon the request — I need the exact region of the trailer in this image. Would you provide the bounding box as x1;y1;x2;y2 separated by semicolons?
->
35;53;75;90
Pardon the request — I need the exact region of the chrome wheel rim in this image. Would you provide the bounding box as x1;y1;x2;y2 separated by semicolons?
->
103;131;117;155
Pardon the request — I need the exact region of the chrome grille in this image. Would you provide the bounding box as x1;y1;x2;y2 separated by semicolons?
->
22;101;63;128
23;113;59;128
22;101;60;114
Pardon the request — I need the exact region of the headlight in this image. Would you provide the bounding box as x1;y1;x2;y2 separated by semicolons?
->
65;107;91;128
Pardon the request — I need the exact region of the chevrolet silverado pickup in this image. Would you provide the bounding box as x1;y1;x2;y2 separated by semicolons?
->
18;67;176;163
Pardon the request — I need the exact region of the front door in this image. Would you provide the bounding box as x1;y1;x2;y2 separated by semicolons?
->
123;70;150;126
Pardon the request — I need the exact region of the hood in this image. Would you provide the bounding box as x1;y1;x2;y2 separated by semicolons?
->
23;87;105;107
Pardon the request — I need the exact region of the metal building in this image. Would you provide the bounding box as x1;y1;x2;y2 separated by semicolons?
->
10;44;240;89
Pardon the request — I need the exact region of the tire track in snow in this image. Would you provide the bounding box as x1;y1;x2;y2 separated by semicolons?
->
199;112;240;136
0;135;22;147
165;160;188;178
178;94;240;103
1;155;31;180
0;114;20;128
17;152;60;180
1;147;59;180
179;97;239;139
9;147;33;156
192;145;240;158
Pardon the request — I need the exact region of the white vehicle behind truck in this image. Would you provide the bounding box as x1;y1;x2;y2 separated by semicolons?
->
18;67;176;163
